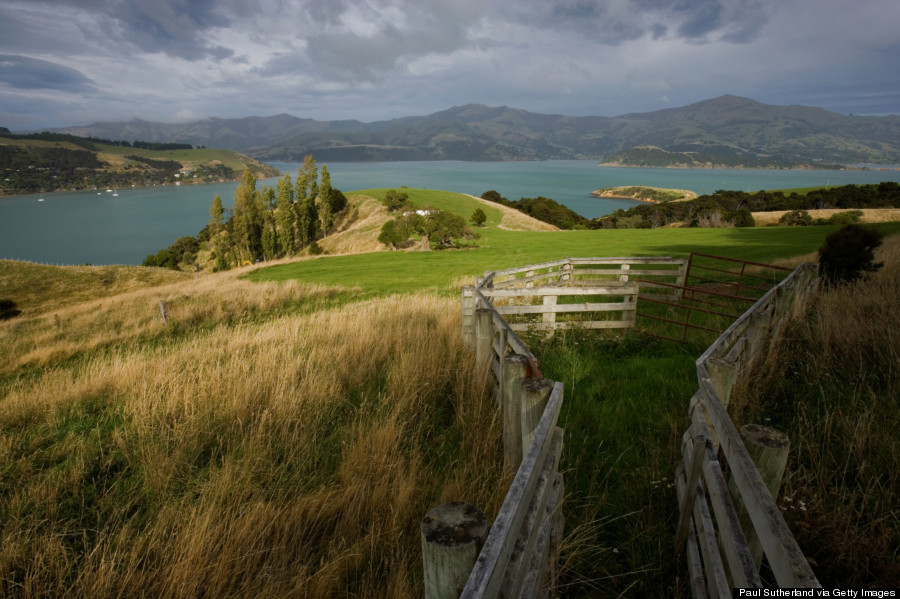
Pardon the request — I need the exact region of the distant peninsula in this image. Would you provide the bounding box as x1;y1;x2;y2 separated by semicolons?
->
593;185;698;204
0;132;279;196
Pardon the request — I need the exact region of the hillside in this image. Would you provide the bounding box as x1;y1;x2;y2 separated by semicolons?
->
0;133;279;195
45;95;900;166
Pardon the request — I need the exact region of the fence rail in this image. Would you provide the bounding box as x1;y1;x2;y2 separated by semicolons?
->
676;263;820;596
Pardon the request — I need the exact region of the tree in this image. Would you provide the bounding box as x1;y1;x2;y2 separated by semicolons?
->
734;208;755;227
382;189;409;211
320;165;333;236
232;170;263;260
818;224;884;286
296;155;318;205
470;207;487;227
275;172;295;255
422;210;472;249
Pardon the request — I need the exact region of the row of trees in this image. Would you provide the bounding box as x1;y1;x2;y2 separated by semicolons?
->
207;156;346;270
144;156;347;271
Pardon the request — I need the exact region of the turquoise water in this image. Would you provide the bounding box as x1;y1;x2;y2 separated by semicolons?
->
2;160;899;265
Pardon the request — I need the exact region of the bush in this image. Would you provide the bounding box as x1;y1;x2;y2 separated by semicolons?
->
382;189;409;212
0;298;21;320
829;210;863;225
779;210;813;226
818;224;884;286
470;208;487;227
734;208;755;227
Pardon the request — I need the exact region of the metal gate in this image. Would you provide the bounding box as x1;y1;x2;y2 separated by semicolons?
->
635;253;795;343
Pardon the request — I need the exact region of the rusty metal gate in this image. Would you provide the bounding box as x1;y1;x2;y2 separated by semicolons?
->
635;253;795;343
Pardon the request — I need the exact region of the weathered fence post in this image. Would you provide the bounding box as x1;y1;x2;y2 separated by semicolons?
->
461;286;475;347
619;263;631;282
542;295;557;327
474;309;493;370
520;378;555;457
727;424;790;569
706;357;738;406
502;355;529;473
421;502;489;599
159;300;168;324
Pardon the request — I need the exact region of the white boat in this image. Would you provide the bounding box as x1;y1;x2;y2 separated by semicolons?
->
106;188;112;192
38;198;45;202
112;189;119;197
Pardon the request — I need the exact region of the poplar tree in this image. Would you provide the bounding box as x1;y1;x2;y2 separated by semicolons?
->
232;170;262;260
320;164;333;237
275;172;295;255
209;194;228;270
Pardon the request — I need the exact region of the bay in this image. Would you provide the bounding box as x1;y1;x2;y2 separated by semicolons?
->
2;160;900;266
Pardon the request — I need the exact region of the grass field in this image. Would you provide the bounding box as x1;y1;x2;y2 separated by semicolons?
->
3;187;898;597
249;188;900;297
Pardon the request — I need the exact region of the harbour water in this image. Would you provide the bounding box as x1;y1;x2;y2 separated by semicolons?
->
2;160;899;265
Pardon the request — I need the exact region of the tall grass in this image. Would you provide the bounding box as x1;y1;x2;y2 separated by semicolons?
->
734;234;900;586
528;330;703;597
1;276;507;597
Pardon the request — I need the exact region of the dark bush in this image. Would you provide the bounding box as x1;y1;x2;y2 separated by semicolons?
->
0;299;21;320
818;224;884;286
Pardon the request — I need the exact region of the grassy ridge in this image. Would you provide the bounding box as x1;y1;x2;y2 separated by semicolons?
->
0;268;507;597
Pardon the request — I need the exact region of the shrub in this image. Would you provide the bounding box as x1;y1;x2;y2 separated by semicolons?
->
470;207;487;227
779;210;813;226
818;224;883;286
829;210;863;225
734;208;755;227
0;298;21;320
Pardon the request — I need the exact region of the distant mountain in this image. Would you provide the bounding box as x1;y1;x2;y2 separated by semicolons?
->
49;96;900;166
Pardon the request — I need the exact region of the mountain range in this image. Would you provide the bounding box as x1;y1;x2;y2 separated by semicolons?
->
49;95;900;166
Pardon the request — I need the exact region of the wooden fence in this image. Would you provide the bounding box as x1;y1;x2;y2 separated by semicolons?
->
423;257;687;599
675;263;821;597
422;263;578;599
430;257;821;598
469;257;686;333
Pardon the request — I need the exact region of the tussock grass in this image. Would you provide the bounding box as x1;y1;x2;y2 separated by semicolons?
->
318;194;394;256
0;260;192;316
733;234;900;586
0;271;506;596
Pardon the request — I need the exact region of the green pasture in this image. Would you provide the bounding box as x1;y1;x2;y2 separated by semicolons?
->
248;188;900;295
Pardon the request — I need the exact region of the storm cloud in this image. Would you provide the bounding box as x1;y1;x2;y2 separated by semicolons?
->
0;0;897;129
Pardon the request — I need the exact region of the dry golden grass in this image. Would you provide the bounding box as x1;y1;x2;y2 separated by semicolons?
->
1;282;507;597
735;233;900;586
0;260;192;316
751;208;900;226
466;195;560;232
0;268;349;376
318;194;394;255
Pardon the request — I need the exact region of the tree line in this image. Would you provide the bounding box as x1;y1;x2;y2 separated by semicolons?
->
591;182;900;229
144;155;347;271
0;131;193;151
480;183;900;230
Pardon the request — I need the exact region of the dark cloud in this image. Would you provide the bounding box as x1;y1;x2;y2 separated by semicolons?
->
0;55;95;91
108;0;234;60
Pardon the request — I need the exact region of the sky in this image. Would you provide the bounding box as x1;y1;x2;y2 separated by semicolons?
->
1;0;899;130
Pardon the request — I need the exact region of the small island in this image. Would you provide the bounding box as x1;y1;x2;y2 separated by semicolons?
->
593;185;698;204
